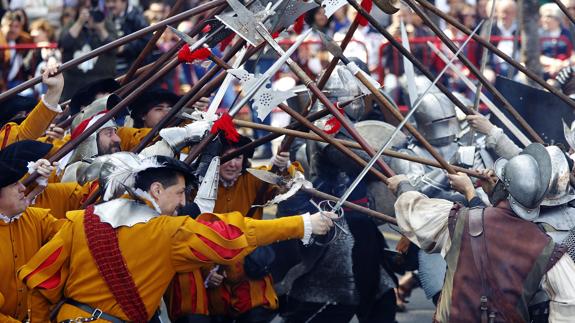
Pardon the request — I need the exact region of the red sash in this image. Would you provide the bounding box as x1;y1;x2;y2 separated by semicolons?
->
84;205;148;321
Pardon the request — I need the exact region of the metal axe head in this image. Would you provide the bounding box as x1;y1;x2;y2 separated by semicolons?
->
373;0;399;14
216;0;277;46
320;0;347;18
228;68;296;121
270;0;319;32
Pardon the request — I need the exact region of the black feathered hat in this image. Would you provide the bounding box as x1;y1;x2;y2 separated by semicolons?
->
0;140;53;188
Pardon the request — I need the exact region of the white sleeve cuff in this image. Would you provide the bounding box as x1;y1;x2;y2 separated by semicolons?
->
300;212;312;245
41;95;63;113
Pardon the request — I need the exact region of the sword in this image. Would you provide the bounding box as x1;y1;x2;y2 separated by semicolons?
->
329;22;481;213
400;18;417;108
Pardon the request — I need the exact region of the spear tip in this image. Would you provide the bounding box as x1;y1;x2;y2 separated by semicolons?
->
318;31;344;59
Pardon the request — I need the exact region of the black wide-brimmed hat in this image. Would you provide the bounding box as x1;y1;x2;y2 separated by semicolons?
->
0;140;53;188
140;155;197;186
70;78;120;115
129;88;181;127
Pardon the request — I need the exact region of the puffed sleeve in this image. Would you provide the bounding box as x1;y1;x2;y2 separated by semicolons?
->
394;190;455;257
18;217;74;303
0;100;59;149
171;212;304;272
118;127;152;152
541;254;575;323
485;127;522;160
32;182;92;219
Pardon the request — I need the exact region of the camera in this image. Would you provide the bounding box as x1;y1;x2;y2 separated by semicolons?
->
89;0;105;23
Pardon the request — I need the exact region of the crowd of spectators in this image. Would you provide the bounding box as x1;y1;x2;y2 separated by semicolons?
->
1;0;575;113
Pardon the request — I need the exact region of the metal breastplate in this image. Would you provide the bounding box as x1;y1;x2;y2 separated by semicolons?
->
534;204;575;243
94;198;160;228
289;218;359;305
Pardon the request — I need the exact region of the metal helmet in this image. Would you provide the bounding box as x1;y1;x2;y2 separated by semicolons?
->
70;94;120;133
354;119;408;150
67;113;117;165
494;143;552;220
541;145;575;206
412;80;460;144
323;65;365;121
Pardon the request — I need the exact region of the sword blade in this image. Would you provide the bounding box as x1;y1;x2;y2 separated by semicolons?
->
400;19;418;108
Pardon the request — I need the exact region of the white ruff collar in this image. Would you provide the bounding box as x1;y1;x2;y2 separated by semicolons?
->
0;213;22;224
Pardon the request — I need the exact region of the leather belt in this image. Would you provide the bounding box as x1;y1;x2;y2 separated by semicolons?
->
58;299;125;323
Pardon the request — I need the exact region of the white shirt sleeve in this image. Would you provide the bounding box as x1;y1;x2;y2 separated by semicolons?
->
300;212;312;245
41;95;63;113
394;190;455;257
542;254;575;323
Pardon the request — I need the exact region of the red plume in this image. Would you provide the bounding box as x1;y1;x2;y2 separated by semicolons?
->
211;112;240;143
358;0;373;26
293;14;305;34
178;46;211;64
219;34;235;51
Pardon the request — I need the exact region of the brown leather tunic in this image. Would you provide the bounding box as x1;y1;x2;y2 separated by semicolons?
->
434;202;566;322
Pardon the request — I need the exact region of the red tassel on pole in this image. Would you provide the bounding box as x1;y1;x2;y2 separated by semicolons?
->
293;15;305;34
219;34;235;51
211;113;240;143
358;0;373;26
178;46;211;64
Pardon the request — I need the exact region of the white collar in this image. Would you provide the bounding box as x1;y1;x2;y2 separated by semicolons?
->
0;213;22;224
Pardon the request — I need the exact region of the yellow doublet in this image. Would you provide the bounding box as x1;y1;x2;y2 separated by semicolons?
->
0;100;59;150
117;127;152;152
33;182;93;219
0;207;61;322
19;209;304;322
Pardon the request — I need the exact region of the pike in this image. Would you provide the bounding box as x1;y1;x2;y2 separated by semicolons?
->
319;26;485;174
23;55;182;185
205;49;392;183
343;0;484;123
253;22;396;177
248;167;397;223
327;22;479;213
412;0;575;112
79;41;253;207
0;0;226;103
233;118;487;179
121;0;225;85
401;0;544;143
427;42;532;146
277;18;361;161
472;0;497;113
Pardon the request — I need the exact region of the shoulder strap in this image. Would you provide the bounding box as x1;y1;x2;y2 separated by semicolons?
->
83;205;148;321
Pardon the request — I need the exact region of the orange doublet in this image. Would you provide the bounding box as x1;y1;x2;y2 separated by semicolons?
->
0;100;60;150
19;209;304;322
0;207;62;322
